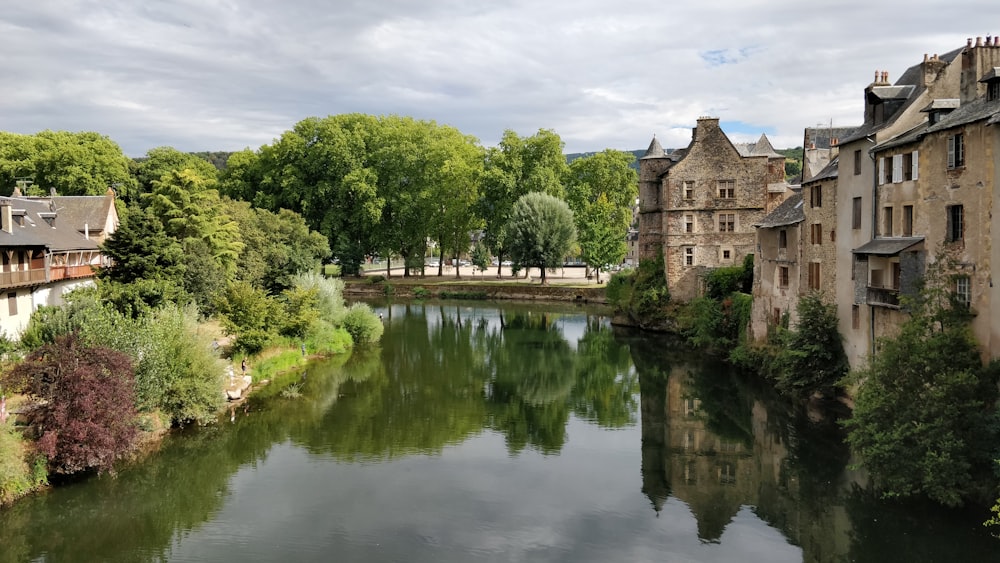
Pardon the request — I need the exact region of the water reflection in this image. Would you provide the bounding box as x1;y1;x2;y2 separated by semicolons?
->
0;301;995;563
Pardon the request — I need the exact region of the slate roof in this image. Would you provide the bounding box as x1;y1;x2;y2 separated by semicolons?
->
641;136;666;159
734;134;784;158
804;126;858;150
852;237;924;256
803;156;840;184
754;192;804;228
0;197;102;252
874;95;1000;153
838;47;964;145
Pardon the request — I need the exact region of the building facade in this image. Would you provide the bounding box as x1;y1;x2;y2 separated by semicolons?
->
639;118;788;301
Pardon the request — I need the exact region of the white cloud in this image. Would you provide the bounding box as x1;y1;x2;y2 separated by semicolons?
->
1;0;995;156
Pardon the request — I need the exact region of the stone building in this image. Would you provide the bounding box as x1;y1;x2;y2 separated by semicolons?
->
857;38;1000;362
833;47;966;367
639;118;788;301
750;192;804;341
801;126;856;182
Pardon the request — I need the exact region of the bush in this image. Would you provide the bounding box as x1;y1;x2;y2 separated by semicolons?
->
413;287;431;299
438;291;487;300
772;293;847;399
368;275;386;284
3;334;139;475
340;303;384;345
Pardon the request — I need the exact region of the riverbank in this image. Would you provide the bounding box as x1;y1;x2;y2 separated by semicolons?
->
342;264;609;304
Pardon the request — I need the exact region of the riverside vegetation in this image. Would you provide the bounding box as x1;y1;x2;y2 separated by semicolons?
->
607;254;1000;525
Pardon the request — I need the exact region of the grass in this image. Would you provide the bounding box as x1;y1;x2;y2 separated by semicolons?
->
0;423;48;506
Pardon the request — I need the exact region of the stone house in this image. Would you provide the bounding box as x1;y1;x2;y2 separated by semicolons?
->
750;191;804;341
0;189;118;338
639;117;789;301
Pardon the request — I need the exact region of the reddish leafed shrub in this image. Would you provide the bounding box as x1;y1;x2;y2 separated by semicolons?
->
4;333;139;475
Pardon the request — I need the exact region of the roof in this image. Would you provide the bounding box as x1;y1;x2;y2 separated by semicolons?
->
754;193;804;228
733;134;784;158
852;237;924;255
803;156;840;184
641;136;666;159
924;95;1000;135
0;197;102;252
838;46;964;145
980;67;1000;82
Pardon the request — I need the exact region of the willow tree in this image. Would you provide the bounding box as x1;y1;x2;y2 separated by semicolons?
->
477;129;568;277
505;192;576;284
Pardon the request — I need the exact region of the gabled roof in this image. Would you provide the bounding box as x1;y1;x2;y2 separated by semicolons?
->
754;192;804;228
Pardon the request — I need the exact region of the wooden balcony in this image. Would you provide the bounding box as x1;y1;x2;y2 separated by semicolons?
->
0;268;47;290
867;286;900;308
49;264;97;282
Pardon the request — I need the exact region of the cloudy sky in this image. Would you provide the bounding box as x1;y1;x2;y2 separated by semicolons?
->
1;1;993;157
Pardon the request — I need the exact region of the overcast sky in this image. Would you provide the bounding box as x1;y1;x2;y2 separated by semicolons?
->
1;1;993;157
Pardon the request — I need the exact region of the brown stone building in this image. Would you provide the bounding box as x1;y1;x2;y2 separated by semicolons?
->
639;118;788;301
750;192;804;340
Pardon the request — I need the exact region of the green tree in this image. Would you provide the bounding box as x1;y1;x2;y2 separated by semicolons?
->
0;131;137;198
477;129;568;277
773;293;847;399
505;192;576;284
215;282;282;355
565;149;637;281
844;259;999;506
134;146;220;194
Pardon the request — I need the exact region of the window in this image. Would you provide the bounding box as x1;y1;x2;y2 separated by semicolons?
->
854;150;862;175
772;308;782;325
718;213;735;232
810;185;822;208
891;154;903;183
830;229;836;242
870;269;884;288
852;305;860;329
684;247;694;266
811;223;822;245
778;229;787;249
778;266;789;288
808;262;821;290
883;206;893;236
947;205;964;242
7;292;16;316
989;80;1000;102
685;214;694;233
903;205;913;236
956;276;971;308
947;133;965;169
717;180;735;199
683;180;694;200
903;152;914;181
852;197;862;229
722;249;731;260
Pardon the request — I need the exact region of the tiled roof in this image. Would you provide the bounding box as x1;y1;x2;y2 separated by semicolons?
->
802;156;840;184
641;136;666;159
853;237;923;256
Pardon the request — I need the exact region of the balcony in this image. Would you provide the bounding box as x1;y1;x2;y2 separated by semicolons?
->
0;268;47;290
49;264;96;282
867;286;900;308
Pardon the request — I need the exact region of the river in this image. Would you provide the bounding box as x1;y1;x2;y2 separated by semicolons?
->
0;301;995;562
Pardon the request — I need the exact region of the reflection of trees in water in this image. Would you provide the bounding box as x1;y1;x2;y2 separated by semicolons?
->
571;317;638;428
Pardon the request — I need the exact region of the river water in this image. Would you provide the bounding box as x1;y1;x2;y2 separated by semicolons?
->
0;301;996;562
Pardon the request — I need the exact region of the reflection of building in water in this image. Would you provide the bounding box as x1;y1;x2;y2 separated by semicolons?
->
640;367;853;561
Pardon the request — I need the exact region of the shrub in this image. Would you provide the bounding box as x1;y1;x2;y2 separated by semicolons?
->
3;334;139;475
772;293;847;399
340;303;384;345
368;275;386;284
413;287;431;299
215;281;282;355
438;291;487;300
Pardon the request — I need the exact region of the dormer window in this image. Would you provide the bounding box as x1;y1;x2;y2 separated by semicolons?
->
922;99;959;125
980;68;1000;102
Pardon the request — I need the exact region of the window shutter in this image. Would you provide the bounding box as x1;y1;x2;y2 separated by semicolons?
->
911;151;919;180
878;157;885;185
892;154;902;183
947;137;956;168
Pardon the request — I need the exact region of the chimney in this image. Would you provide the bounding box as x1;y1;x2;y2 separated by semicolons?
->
84;223;89;240
1;199;12;234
